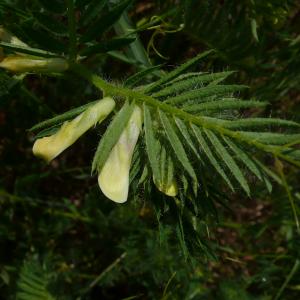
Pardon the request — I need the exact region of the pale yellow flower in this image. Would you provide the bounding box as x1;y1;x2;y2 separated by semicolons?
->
33;97;116;162
98;105;143;203
0;56;68;73
154;178;178;197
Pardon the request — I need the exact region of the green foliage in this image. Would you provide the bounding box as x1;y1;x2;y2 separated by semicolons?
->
0;0;300;299
16;259;57;300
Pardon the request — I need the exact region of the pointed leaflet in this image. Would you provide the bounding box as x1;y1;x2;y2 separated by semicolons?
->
92;101;135;173
159;110;197;181
175;118;202;161
163;72;207;86
152;71;235;98
155;142;178;196
183;99;268;113
175;118;209;194
191;125;234;191
204;129;250;195
165;85;248;105
143;104;161;183
30;101;98;131
224;138;273;193
124;64;162;87
34;125;60;140
199;117;300;129
0;42;58;58
223;137;262;180
144;49;214;93
236;132;300;145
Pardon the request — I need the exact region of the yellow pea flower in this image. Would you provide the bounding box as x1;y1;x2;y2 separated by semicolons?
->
33;97;116;162
98;105;143;203
0;56;68;73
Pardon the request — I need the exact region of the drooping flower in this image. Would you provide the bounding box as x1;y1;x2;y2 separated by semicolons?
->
0;56;68;73
98;105;143;203
33;97;116;162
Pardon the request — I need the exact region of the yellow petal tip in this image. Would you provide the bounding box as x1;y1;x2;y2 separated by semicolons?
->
98;173;128;203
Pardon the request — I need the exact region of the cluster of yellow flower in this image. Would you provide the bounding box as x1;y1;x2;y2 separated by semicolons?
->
32;98;178;202
0;26;178;202
33;98;143;203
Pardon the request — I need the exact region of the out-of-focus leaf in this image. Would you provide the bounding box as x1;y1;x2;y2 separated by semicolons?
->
80;37;135;56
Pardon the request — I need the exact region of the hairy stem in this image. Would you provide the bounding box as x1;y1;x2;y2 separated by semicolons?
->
70;63;300;168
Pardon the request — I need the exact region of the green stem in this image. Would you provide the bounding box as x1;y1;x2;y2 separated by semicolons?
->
88;252;127;289
70;63;300;168
275;159;300;235
66;0;77;62
274;259;300;300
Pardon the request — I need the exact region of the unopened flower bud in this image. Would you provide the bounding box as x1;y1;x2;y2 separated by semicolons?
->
33;97;116;162
0;56;68;73
98;105;143;203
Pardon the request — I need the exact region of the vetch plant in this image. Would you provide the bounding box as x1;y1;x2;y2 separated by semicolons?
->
1;2;300;299
27;51;300;205
1;0;300;252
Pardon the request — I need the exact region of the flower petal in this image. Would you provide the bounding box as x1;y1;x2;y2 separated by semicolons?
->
98;105;143;203
33;97;115;162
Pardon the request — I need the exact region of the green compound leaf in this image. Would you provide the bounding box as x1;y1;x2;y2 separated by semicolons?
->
192;125;234;191
144;49;214;93
152;71;235;98
165;85;249;106
159;110;197;181
204;129;250;195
